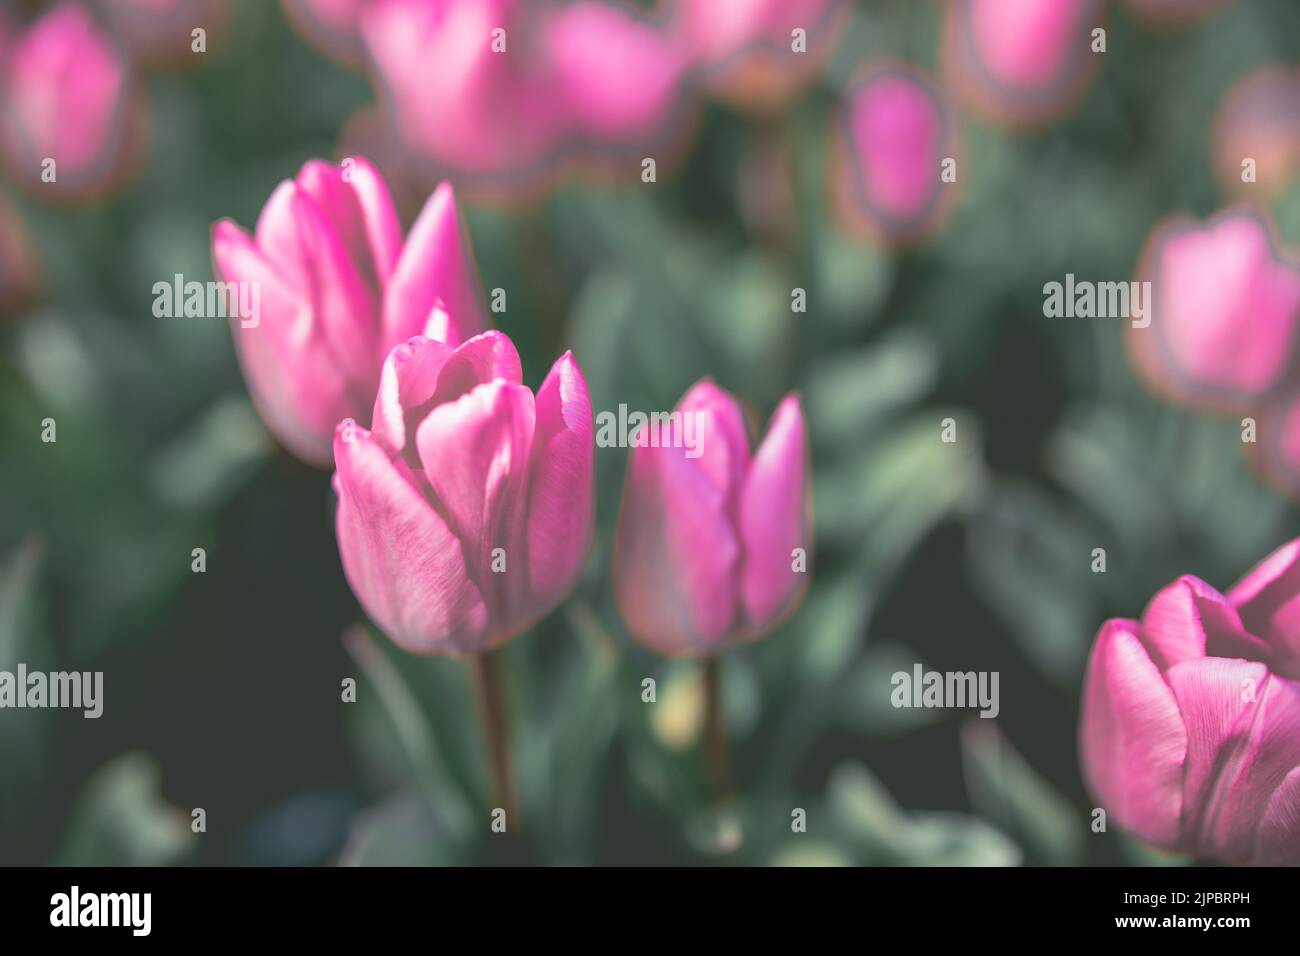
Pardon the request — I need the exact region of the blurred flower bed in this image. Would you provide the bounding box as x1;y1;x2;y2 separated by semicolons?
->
2;0;1300;866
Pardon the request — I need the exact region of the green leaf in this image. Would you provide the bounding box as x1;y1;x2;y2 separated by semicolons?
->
57;753;195;866
961;720;1083;865
828;762;1021;866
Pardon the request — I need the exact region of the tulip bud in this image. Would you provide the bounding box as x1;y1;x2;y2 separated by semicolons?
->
942;0;1102;127
833;63;960;245
1080;541;1300;864
333;332;594;656
360;0;689;198
0;2;146;201
613;381;811;656
1127;208;1300;413
212;158;488;466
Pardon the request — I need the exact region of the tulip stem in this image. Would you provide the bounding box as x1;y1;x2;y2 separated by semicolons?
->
702;655;734;804
468;649;518;827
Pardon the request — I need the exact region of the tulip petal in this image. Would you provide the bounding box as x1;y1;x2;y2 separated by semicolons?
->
432;330;523;400
384;181;488;347
415;381;536;606
333;426;487;655
677;379;750;495
1167;659;1300;862
614;432;740;655
1137;575;1256;671
295;156;401;292
213;219;343;465
1080;619;1187;847
526;352;594;604
254;179;311;291
370;335;453;458
739;394;809;633
1228;537;1300;632
1254;764;1300;865
289;187;383;386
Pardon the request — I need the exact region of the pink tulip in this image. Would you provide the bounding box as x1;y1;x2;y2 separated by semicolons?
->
942;0;1102;127
0;2;144;200
360;0;688;197
545;2;686;149
1127;208;1300;412
833;63;959;245
212;157;488;466
333;332;594;655
1212;65;1300;202
613;381;810;657
1080;540;1300;864
669;0;847;111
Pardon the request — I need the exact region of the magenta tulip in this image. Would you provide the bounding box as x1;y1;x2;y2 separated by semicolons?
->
1128;208;1300;412
212;157;488;466
943;0;1101;127
670;0;847;111
1212;66;1300;202
1081;541;1300;864
613;381;810;657
333;331;594;656
360;0;688;197
833;63;959;245
0;2;144;200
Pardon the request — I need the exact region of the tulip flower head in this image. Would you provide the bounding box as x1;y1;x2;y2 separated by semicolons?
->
212;157;488;466
361;0;690;198
1127;208;1300;414
333;332;594;656
0;2;144;200
1081;540;1300;864
613;381;810;657
943;0;1102;128
833;63;960;246
1212;65;1300;203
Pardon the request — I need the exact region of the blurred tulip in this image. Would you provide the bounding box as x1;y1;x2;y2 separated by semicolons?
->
1127;208;1300;412
360;0;690;199
0;192;39;318
669;0;848;112
1080;541;1300;864
613;381;810;657
0;2;145;201
1212;65;1300;202
93;0;231;66
942;0;1102;127
281;0;370;67
333;332;594;655
212;157;488;466
832;63;959;246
